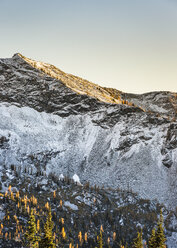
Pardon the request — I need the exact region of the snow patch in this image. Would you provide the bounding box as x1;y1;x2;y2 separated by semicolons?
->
64;201;78;211
72;174;81;185
59;174;64;180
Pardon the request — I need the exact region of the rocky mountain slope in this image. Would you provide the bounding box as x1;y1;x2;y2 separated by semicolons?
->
0;53;176;212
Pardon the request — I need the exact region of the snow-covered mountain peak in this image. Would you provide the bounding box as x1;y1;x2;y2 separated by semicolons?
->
0;53;176;211
0;53;176;247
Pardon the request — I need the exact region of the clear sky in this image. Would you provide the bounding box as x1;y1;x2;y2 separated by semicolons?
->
0;0;177;93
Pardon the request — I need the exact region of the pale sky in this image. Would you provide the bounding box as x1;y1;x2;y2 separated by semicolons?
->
0;0;177;93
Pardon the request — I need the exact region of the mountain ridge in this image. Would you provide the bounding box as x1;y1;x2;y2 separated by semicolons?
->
13;53;177;119
15;53;122;104
0;53;176;211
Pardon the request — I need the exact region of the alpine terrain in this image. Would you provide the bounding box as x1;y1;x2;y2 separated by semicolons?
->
0;53;177;247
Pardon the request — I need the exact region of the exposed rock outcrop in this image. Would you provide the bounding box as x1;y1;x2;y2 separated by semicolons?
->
0;54;176;210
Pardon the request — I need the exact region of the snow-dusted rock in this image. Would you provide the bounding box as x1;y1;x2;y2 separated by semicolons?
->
0;54;176;210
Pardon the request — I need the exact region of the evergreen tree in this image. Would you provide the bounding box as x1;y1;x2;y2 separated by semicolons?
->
148;209;166;248
39;207;56;248
25;209;40;248
132;229;143;248
155;209;166;248
148;228;156;248
98;230;103;248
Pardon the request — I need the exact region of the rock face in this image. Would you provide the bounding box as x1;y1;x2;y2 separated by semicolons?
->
0;54;177;209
